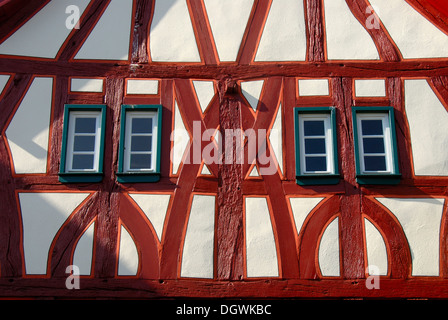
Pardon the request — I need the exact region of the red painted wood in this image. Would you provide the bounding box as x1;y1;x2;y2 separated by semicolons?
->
58;0;112;62
0;74;32;278
362;197;412;279
50;193;97;277
1;0;448;299
0;0;48;44
333;77;365;279
305;0;325;62
119;193;160;278
238;0;271;65
425;0;448;18
216;78;244;280
346;0;401;62
188;0;218;65
131;0;153;64
298;196;340;279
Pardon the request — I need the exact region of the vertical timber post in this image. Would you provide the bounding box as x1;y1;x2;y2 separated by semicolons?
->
216;77;245;280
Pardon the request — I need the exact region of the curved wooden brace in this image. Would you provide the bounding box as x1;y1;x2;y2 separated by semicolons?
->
118;193;160;279
0;74;32;277
49;192;98;277
345;0;402;61
362;197;412;279
57;0;112;62
298;195;340;279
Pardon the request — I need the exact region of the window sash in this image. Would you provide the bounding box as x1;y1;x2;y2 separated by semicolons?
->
298;113;335;175
356;113;394;174
123;111;158;172
65;111;102;172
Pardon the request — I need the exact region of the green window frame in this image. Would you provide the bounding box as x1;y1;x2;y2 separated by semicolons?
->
294;107;340;185
59;104;106;183
117;105;162;183
352;106;401;185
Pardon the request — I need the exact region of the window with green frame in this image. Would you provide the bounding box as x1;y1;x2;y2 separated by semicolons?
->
59;104;106;183
116;105;162;183
294;107;340;185
352;107;401;185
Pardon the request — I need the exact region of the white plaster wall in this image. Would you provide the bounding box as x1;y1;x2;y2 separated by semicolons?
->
18;192;90;275
0;75;10;94
255;0;307;61
248;165;259;177
245;197;279;277
181;195;216;278
0;0;90;58
128;193;171;242
192;81;215;113
404;79;448;176
269;104;283;174
323;0;379;60
369;0;448;59
318;217;340;277
200;163;212;175
354;79;386;97
5;77;53;174
204;0;253;62
171;101;190;175
150;0;201;62
73;222;95;275
126;79;159;95
289;197;324;236
241;80;264;112
298;79;330;96
75;0;133;60
117;225;139;276
376;197;444;276
364;218;388;276
70;78;104;93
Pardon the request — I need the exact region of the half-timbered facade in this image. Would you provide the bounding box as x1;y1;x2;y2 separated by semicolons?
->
1;0;448;299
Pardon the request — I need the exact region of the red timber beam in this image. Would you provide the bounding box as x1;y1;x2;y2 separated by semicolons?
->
346;0;402;62
332;77;365;279
0;74;32;277
216;78;244;280
240;77;300;279
305;0;325;62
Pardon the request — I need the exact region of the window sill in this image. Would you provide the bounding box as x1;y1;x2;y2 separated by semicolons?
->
116;172;161;183
58;172;103;183
296;174;341;186
356;174;401;185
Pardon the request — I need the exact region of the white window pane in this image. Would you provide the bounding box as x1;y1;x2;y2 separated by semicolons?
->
364;156;387;171
131;135;152;152
130;154;152;170
306;156;327;172
66;110;102;172
75;117;97;133
304;120;325;136
362;137;385;154
131;117;153;134
73;135;96;152
356;112;394;174
72;154;95;170
361;119;383;135
123;110;158;173
298;113;334;175
305;138;326;154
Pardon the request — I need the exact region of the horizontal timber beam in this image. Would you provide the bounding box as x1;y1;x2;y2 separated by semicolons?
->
0;278;447;299
1;58;448;79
